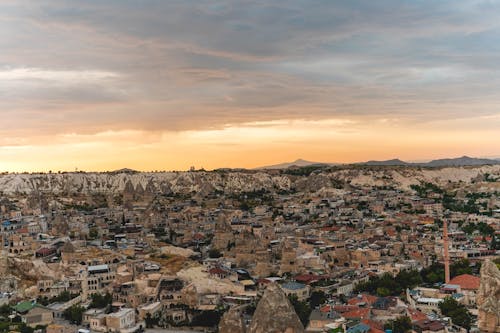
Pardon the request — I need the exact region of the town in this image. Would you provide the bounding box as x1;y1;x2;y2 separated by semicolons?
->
0;164;499;333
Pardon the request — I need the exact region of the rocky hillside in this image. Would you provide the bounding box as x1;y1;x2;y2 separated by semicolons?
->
0;165;499;196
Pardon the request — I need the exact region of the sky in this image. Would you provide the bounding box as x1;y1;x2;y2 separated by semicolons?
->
1;0;500;171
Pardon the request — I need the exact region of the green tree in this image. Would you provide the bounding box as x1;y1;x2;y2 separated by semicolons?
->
491;235;499;250
0;304;11;316
145;313;158;328
89;293;113;309
438;297;472;330
354;270;422;296
288;295;311;327
309;290;327;309
190;310;222;327
19;323;34;333
208;248;222;258
376;287;391;297
63;305;85;325
385;316;412;333
88;227;99;239
451;259;472;277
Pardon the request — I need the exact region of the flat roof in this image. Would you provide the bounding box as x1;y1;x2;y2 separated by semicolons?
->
417;297;443;304
88;264;109;272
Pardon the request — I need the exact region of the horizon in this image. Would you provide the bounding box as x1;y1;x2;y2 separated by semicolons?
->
1;154;499;174
1;1;500;171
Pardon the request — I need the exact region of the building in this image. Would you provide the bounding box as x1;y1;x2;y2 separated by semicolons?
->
280;282;310;301
448;274;480;306
105;308;140;333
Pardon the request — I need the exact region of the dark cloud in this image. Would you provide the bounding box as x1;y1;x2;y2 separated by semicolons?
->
1;0;500;138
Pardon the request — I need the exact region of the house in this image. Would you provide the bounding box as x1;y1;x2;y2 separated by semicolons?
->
22;304;54;327
208;267;231;279
46;323;74;333
413;319;446;333
348;294;378;307
138;302;162;321
81;264;115;295
105;308;141;333
448;274;480;306
280;282;310;301
335;280;355;296
307;307;341;332
346;323;370;333
342;307;370;320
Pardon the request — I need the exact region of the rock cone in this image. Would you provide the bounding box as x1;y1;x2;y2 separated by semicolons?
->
248;283;304;333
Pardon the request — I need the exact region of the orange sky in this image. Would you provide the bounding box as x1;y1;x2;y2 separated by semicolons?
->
1;117;498;172
1;1;500;171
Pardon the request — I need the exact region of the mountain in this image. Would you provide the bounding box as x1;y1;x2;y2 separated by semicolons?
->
358;156;500;167
258;155;500;169
110;168;139;174
257;158;332;169
423;156;500;167
363;159;409;166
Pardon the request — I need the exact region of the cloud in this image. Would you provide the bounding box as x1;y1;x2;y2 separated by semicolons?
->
0;67;118;82
1;0;500;150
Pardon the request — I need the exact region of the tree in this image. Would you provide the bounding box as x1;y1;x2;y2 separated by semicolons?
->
491;235;499;250
145;313;157;328
421;260;472;284
385;316;412;333
438;297;472;330
19;324;34;333
208;248;222;258
376;287;391;297
309;291;327;308
89;293;113;309
354;270;422;296
88;227;98;239
190;310;222;327
0;304;11;316
451;259;472;277
288;295;311;327
63;305;85;325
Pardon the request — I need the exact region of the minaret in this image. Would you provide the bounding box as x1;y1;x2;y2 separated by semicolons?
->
443;220;450;283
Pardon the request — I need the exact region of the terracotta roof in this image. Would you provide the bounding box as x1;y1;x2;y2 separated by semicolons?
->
407;308;428;322
193;233;205;240
414;320;445;331
208;267;228;275
342;307;370;319
348;294;378;306
294;274;324;284
320;305;332;313
361;319;383;331
448;274;480;290
333;305;357;313
370;328;385;333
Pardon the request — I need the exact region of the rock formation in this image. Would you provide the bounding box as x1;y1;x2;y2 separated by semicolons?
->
218;305;246;333
477;259;500;333
0;165;499;196
247;283;304;333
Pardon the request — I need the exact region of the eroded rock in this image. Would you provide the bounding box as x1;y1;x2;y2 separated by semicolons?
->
477;259;500;333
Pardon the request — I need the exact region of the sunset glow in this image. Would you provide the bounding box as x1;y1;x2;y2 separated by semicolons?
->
1;1;499;171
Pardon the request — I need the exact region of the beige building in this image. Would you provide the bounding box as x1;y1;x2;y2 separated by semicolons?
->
106;308;140;333
22;305;54;327
46;323;74;333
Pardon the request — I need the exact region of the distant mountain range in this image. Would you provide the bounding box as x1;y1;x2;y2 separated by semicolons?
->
257;159;336;169
257;156;500;169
